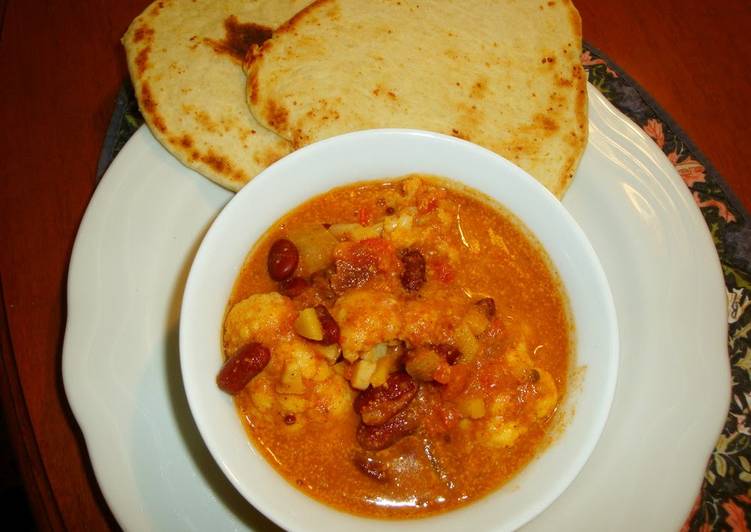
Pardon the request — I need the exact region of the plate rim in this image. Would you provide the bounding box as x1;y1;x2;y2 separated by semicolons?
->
62;87;730;531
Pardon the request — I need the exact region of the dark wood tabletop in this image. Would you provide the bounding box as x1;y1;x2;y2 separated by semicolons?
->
1;0;749;529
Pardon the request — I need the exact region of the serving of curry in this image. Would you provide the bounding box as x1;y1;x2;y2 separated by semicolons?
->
217;174;572;518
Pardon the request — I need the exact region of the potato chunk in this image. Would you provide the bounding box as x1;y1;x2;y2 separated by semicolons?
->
351;360;377;390
369;352;400;387
294;307;324;341
287;223;339;275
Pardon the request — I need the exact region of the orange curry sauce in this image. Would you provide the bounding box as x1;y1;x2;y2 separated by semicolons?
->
222;175;572;518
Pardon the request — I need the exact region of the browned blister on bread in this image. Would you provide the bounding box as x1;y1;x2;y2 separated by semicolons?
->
122;0;314;191
246;0;588;197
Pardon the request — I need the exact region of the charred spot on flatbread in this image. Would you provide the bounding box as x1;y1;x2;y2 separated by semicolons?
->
245;0;588;198
122;0;312;191
203;16;273;64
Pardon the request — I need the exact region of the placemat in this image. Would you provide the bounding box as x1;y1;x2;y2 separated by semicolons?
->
98;44;751;531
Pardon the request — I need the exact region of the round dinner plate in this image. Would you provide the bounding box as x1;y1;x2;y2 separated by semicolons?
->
62;85;729;531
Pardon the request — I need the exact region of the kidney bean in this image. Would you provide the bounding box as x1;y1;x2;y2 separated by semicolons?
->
354;373;417;426
267;238;299;281
434;343;461;365
278;276;309;297
353;453;389;482
475;297;496;318
314;305;340;345
357;404;420;450
216;342;271;395
399;249;426;291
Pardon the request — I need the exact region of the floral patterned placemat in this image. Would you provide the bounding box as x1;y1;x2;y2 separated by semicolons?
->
582;46;751;532
99;44;751;531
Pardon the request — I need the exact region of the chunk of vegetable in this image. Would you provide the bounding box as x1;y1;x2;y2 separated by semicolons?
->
332;360;349;377
369;352;400;387
313;343;340;365
405;347;443;382
294;308;324;341
342;348;360;363
362;342;388;362
458;397;486;419
463;306;490;335
454;324;480;361
505;341;535;381
223;293;295;353
287;224;339;275
382;210;418;248
328;222;384;242
532;369;558;420
486;419;526;448
278;394;307;413
277;361;305;395
440;363;471;399
351;359;377;390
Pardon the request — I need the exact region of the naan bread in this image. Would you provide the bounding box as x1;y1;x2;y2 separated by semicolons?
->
123;0;311;191
246;0;587;197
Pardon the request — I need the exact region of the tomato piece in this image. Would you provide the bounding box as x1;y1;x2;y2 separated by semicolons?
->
430;258;455;283
357;206;374;226
441;363;471;399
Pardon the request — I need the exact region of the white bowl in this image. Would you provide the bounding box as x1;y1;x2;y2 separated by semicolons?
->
180;129;618;531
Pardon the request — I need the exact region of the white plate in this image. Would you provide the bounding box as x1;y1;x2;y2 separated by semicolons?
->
62;86;729;531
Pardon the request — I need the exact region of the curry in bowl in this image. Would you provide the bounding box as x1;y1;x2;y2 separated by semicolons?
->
215;174;572;518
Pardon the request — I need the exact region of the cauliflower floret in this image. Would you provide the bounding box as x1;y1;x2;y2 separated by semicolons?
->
505;342;559;419
223;293;295;354
382;208;418;248
505;341;535;381
273;339;353;420
309;376;355;420
485;418;526;448
401;296;464;346
275;339;326;394
332;289;401;359
532;369;558;420
248;376;274;412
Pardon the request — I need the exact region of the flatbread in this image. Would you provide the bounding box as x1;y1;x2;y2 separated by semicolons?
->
123;0;312;191
246;0;587;197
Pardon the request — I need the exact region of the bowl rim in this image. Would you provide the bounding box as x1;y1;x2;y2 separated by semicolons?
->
179;128;619;531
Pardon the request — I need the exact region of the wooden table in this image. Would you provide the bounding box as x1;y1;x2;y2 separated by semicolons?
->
1;1;749;529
